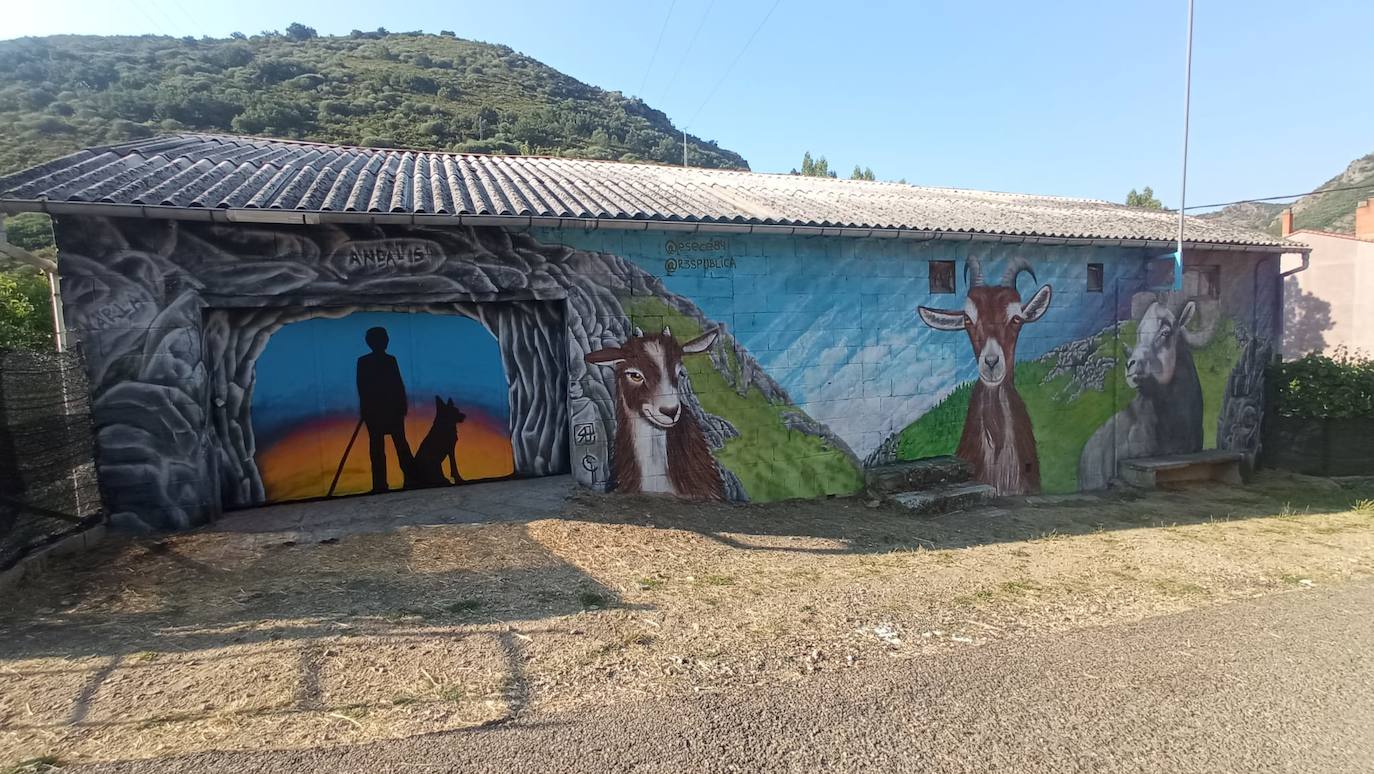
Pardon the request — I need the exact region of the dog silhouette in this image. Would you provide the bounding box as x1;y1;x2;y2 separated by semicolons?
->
411;396;467;487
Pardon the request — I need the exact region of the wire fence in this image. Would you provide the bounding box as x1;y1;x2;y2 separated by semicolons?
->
0;346;103;572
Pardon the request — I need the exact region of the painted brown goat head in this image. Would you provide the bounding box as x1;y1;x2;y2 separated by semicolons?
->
585;326;719;428
918;256;1053;386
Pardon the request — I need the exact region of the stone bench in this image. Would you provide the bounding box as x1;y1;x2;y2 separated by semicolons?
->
1118;450;1245;488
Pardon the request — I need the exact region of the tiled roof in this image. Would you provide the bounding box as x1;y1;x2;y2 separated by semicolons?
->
0;133;1300;250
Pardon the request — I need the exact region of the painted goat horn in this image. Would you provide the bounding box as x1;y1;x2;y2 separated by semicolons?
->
964;255;985;287
633;326;644;337
1002;256;1037;288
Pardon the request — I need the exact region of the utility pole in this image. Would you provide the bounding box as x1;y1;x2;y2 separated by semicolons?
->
683;130;687;168
1175;0;1194;291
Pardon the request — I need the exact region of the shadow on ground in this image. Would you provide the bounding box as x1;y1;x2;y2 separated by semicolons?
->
1;468;1371;766
565;470;1374;558
6;471;1371;662
0;478;625;753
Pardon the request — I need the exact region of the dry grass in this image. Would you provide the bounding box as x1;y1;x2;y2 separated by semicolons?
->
3;471;1373;767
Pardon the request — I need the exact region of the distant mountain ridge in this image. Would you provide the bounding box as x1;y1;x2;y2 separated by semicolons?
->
0;30;749;176
1201;152;1374;236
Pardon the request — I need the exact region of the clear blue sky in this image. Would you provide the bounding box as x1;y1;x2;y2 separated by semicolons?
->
5;0;1370;209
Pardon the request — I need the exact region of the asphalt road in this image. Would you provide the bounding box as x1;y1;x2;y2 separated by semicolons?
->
74;581;1374;773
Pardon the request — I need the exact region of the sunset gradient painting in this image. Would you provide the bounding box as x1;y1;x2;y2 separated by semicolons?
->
250;311;514;503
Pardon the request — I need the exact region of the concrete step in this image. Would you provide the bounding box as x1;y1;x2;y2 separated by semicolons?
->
889;482;998;515
865;456;972;495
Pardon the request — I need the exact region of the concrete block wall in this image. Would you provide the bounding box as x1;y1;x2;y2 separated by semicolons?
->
542;228;1279;496
46;214;1280;528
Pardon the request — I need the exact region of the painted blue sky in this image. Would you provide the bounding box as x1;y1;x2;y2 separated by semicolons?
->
5;0;1370;210
251;312;510;446
545;227;1135;458
630;240;1134;456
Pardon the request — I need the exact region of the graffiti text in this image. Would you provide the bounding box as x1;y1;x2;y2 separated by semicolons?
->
326;239;445;279
664;238;728;255
665;256;736;275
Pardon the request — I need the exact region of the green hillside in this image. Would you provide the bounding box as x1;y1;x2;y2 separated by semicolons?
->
0;29;749;176
1201;152;1374;236
623;297;865;502
1284;152;1374;234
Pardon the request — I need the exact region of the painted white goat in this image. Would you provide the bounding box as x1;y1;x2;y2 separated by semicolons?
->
584;326;725;500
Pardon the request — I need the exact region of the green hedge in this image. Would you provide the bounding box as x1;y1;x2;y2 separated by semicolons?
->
1269;349;1374;419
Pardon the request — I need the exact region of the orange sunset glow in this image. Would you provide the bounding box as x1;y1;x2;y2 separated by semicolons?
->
257;407;515;502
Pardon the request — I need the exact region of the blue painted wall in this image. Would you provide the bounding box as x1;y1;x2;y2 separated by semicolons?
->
539;228;1157;462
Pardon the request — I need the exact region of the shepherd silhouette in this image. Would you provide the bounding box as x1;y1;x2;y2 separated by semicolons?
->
356;326;414;493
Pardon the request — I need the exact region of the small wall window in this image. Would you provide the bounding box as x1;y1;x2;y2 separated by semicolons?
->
1184;265;1221;299
1146;257;1176;288
1086;263;1104;293
929;260;956;294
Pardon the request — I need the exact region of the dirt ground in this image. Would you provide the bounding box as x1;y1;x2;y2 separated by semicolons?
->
3;472;1374;768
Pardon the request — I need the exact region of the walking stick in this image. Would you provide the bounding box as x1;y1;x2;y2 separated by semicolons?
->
326;418;365;497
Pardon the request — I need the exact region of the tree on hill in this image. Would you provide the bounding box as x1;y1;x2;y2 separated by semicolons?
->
850;165;875;181
284;23;318;42
0;31;750;175
1126;186;1163;209
3;213;55;252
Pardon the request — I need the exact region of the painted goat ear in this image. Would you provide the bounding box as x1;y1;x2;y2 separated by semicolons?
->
435;395;443;409
584;347;626;367
918;306;966;331
447;398;456;407
681;328;718;354
662;325;672;337
1022;284;1053;322
632;326;644;338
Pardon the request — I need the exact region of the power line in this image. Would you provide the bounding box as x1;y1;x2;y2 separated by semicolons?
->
127;0;172;36
685;0;783;129
140;0;184;36
659;0;717;104
162;0;206;37
1183;182;1374;211
637;0;679;98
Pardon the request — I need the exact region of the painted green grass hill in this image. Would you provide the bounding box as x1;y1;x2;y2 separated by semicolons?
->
894;320;1242;493
624;297;864;502
0;29;749;176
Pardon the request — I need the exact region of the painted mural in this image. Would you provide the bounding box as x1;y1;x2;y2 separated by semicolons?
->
250;312;514;502
915;257;1053;495
1077;295;1213;490
585;326;727;499
51;219;863;529
47;212;1279;529
866;270;1261;494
